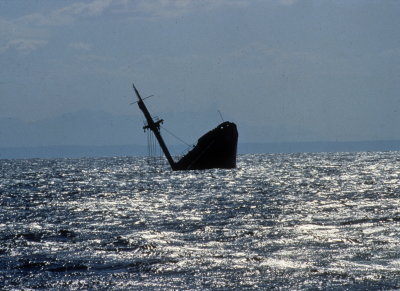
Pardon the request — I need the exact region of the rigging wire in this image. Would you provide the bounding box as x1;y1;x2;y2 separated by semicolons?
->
146;130;151;161
160;125;192;147
143;115;192;166
146;129;163;166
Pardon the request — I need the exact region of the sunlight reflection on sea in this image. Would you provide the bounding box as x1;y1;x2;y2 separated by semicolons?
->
0;152;399;289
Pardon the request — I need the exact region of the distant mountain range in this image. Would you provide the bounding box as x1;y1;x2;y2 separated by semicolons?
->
1;110;400;159
0;110;232;148
0;110;139;148
2;141;400;159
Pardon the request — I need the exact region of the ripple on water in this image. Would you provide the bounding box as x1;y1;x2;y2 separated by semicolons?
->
0;152;399;289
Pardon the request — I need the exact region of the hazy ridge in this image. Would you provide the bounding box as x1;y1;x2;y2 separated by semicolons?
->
2;111;399;158
2;141;400;159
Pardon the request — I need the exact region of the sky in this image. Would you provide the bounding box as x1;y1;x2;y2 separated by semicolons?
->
0;0;400;147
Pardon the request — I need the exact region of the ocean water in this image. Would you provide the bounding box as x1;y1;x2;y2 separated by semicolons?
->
0;152;399;290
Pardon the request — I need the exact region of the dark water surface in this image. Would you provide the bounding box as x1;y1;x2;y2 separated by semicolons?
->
1;152;399;290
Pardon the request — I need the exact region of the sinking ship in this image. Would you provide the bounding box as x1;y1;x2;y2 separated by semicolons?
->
133;84;238;171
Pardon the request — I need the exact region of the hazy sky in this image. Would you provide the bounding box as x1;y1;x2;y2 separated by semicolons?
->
1;0;399;144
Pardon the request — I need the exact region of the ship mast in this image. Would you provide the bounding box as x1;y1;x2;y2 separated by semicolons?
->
133;84;176;170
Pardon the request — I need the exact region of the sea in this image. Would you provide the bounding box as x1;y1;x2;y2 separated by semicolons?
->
0;152;399;290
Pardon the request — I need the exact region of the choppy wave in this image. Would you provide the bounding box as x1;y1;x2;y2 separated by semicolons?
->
1;152;400;289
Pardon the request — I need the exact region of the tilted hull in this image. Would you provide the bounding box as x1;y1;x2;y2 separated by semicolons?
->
174;122;238;170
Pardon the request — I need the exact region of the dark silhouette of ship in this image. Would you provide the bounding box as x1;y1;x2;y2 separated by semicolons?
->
133;84;238;171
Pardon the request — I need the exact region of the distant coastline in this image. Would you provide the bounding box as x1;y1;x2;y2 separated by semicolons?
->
1;140;400;159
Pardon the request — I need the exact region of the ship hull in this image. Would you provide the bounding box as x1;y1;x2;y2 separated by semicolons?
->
174;122;238;170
